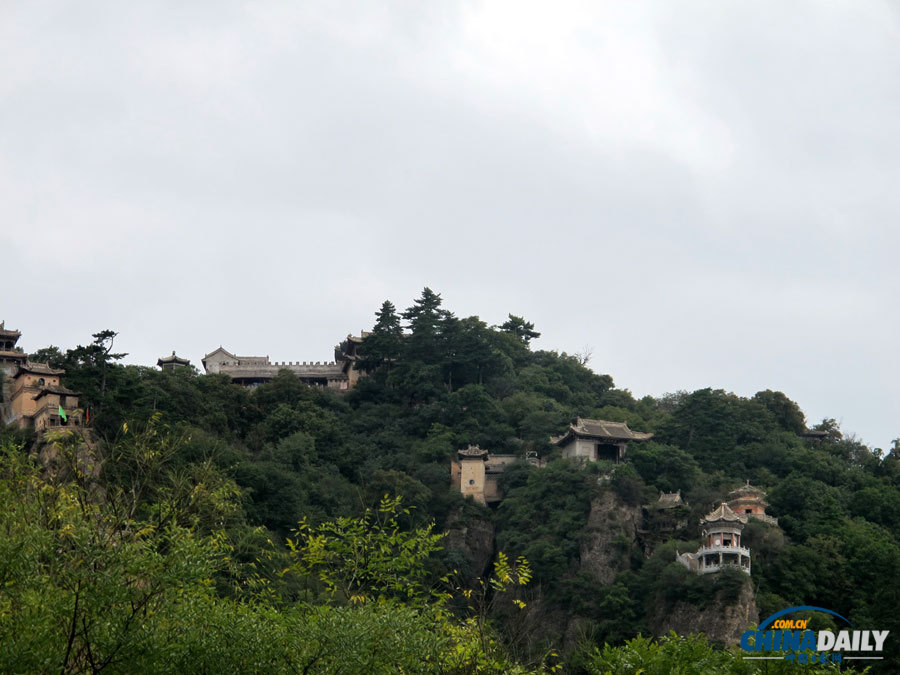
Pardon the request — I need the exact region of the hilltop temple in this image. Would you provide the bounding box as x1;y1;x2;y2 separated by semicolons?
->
677;502;751;575
157;351;191;372
451;418;654;503
202;332;368;390
551;418;653;463
0;323;83;433
726;481;778;526
0;321;26;380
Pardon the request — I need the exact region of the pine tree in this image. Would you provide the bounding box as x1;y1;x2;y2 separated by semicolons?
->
357;300;403;373
402;288;446;362
499;315;541;345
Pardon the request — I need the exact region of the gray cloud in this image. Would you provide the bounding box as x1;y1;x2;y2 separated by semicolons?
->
2;1;897;448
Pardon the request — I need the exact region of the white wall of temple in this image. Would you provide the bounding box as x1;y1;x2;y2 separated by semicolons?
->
561;438;595;460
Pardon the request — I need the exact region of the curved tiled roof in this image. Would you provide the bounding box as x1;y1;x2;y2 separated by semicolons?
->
17;361;64;376
552;418;654;445
657;490;685;508
0;321;21;340
458;445;489;458
701;502;747;525
157;352;191;366
33;385;79;399
728;480;767;499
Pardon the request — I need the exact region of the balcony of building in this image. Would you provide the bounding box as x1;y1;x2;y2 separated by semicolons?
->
33;404;83;432
696;544;751;575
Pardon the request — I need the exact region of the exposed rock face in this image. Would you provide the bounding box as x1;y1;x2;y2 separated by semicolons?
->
579;488;642;585
649;577;759;645
444;508;495;581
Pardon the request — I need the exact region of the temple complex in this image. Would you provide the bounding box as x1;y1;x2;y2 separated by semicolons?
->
552;418;653;463
450;446;519;505
3;361;83;432
201;332;368;390
726;481;778;526
0;323;85;434
0;321;27;380
157;351;191;372
677;502;751;575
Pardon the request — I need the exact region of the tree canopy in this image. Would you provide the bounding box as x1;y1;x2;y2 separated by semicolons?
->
3;287;896;672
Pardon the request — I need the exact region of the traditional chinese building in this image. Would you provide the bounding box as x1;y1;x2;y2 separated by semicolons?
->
657;490;685;509
201;332;368;390
450;446;519;505
677;502;751;575
651;490;690;531
4;361;83;432
727;481;778;526
0;321;26;379
157;351;192;372
552;418;653;463
799;429;829;442
637;491;691;552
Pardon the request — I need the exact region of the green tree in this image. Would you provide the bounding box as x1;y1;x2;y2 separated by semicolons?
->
0;435;226;673
499;314;541;345
287;495;445;603
357;300;404;373
752;390;806;434
402;287;447;362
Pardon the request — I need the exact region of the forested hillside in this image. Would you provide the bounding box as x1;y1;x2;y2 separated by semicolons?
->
1;288;897;673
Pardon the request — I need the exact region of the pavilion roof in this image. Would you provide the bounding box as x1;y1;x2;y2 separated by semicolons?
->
728;480;767;499
552;418;653;445
158;351;191;367
701;502;747;525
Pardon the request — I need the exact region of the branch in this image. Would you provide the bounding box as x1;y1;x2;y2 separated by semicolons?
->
60;586;80;674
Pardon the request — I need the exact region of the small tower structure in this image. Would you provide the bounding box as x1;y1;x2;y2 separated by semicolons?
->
450;446;520;505
0;322;27;420
727;481;778;526
677;502;751;575
0;321;26;379
334;331;372;388
453;446;489;505
157;351;191;372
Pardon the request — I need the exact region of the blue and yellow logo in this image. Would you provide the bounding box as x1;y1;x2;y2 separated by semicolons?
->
741;606;889;665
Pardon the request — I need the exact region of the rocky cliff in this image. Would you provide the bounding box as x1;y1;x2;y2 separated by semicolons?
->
444;507;495;581
649;576;758;645
579;487;642;585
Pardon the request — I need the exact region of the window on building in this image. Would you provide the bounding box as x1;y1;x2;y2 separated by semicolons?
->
468;479;475;485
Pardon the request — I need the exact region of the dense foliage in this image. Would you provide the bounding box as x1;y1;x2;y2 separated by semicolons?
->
2;287;897;672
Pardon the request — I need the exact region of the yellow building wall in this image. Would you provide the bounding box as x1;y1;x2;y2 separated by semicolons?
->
10;374;61;425
459;458;487;505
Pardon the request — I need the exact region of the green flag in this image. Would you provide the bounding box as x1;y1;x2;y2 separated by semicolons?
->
58;405;67;423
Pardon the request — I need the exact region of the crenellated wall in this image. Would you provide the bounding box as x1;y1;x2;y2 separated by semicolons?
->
202;343;358;390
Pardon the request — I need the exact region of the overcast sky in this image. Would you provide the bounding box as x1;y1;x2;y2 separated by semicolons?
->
2;2;898;449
